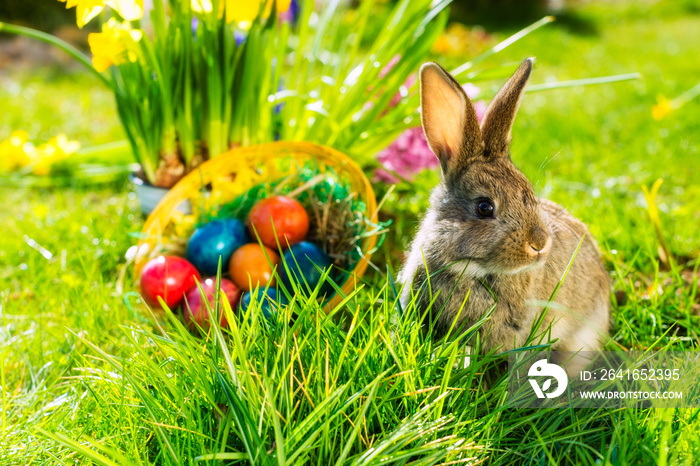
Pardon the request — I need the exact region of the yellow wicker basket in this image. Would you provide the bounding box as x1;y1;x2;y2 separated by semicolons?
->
133;141;378;310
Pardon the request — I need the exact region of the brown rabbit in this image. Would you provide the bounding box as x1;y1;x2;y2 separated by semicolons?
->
398;59;610;354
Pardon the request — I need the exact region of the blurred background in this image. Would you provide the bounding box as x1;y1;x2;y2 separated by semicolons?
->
2;0;699;266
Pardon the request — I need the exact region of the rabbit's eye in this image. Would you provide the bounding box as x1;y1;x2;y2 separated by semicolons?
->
476;199;495;218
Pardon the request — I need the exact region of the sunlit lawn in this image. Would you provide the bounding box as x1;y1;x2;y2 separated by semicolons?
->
1;2;700;464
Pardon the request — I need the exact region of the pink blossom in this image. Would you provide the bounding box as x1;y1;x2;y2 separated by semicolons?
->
377;55;418;109
375;127;438;183
389;73;417;108
463;83;486;122
463;82;480;99
380;55;401;79
473;100;486;122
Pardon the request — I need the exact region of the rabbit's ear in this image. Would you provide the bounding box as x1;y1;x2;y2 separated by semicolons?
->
480;58;534;156
420;63;483;175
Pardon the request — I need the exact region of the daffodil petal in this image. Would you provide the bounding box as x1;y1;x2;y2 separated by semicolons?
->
88;20;143;72
110;0;144;21
191;0;213;14
276;0;291;13
78;4;104;27
225;0;260;23
58;0;106;28
129;29;143;41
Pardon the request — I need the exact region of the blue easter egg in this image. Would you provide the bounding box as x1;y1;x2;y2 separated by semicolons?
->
240;288;288;321
279;241;332;291
187;219;248;275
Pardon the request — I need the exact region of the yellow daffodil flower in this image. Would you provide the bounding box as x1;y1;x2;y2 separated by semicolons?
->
111;0;144;21
0;132;80;176
88;19;143;72
52;133;82;155
31;134;81;176
0;131;32;174
59;0;143;28
652;84;700;120
224;0;259;23
192;0;291;23
652;95;673;121
191;0;213;14
431;23;491;57
59;0;106;28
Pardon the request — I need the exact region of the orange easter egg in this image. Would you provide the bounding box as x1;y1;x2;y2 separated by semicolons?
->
229;243;281;292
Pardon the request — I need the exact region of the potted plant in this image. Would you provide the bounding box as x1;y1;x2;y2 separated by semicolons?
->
1;0;451;207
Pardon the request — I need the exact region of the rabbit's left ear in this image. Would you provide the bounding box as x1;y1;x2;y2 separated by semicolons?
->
419;62;483;176
480;58;534;156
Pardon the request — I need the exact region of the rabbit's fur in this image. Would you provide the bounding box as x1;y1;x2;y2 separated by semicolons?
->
398;59;610;354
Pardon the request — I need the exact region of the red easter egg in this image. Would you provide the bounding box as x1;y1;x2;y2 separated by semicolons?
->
183;277;241;330
140;256;200;309
247;196;309;250
229;243;281;292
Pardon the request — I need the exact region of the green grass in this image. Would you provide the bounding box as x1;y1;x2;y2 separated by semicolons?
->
2;1;700;464
0;68;123;144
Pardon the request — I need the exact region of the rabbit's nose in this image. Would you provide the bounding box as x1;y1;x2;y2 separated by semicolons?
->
527;230;552;256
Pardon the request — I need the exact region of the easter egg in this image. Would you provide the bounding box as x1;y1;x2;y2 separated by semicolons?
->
247;196;309;250
239;288;288;321
183;278;241;330
229;243;281;291
140;256;200;308
279;241;332;291
187;219;248;275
